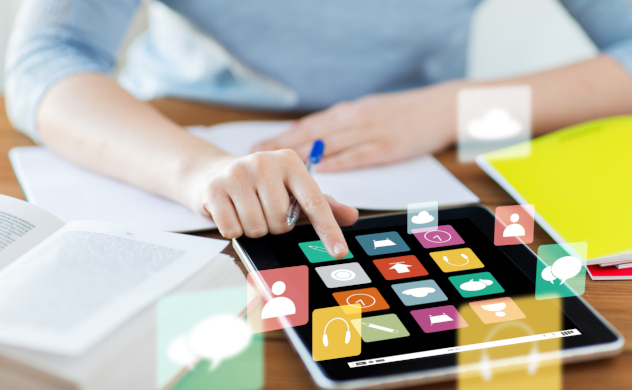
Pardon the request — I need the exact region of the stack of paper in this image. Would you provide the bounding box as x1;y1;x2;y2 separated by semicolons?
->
10;121;479;232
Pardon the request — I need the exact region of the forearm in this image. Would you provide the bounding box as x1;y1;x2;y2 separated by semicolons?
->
37;73;228;209
472;56;632;136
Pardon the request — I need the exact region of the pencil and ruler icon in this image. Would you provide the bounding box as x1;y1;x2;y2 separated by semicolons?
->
308;245;328;253
362;322;399;334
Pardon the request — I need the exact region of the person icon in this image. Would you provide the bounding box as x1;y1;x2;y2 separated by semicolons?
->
503;213;526;237
261;281;296;319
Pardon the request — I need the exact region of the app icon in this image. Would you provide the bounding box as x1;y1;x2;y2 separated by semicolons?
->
448;271;504;298
429;247;484;273
494;205;535;246
407;201;438;234
373;255;428;281
391;279;447;306
315;262;371;289
247;265;309;333
332;287;390;313
413;225;465;249
536;243;587;300
351;314;410;343
298;240;354;263
411;305;468;333
469;297;526;324
312;305;361;361
355;231;410;256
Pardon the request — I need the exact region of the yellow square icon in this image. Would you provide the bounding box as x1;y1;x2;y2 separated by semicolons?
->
429;248;484;273
312;305;361;362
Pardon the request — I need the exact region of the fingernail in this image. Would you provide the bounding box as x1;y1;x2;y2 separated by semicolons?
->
333;242;347;256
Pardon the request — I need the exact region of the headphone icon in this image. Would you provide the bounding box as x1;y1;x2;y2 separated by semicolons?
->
322;318;351;347
479;322;539;381
443;253;470;267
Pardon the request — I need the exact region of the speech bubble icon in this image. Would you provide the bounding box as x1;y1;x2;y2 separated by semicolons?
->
188;314;252;371
541;266;556;284
551;256;582;284
168;335;198;368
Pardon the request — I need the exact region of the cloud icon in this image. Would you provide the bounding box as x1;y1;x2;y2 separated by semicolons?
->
467;107;522;140
460;279;493;292
402;287;435;298
411;211;434;225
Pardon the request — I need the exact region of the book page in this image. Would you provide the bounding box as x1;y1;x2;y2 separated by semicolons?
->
0;220;228;356
0;194;64;270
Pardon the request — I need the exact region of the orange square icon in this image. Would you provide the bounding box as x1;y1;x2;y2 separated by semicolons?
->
332;287;390;313
469;297;526;324
429;248;484;273
373;255;428;281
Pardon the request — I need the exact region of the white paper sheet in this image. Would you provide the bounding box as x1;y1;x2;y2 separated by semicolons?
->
10;121;479;232
0;220;229;356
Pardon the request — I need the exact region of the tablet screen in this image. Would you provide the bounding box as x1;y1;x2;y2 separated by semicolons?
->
243;209;614;382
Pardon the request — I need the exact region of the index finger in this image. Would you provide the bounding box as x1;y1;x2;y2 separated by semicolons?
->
285;164;349;259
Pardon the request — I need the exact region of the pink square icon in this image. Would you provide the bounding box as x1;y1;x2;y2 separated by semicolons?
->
413;225;465;249
494;205;535;246
410;305;468;333
247;265;309;333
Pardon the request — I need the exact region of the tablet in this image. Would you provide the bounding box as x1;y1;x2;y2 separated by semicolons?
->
234;205;623;389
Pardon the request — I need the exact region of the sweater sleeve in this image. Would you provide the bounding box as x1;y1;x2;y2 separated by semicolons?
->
4;0;140;143
560;0;632;76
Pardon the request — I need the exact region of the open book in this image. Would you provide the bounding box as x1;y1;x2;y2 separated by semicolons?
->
0;194;230;357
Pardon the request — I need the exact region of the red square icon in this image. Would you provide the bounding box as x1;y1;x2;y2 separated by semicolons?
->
373;255;428;280
494;205;535;246
247;265;309;333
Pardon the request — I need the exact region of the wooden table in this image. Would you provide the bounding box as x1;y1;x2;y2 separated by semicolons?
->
1;97;630;389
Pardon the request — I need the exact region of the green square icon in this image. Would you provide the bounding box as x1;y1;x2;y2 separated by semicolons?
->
298;240;354;263
351;314;409;343
448;271;504;298
536;242;587;300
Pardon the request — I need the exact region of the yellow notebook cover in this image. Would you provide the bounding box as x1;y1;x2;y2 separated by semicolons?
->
477;116;632;263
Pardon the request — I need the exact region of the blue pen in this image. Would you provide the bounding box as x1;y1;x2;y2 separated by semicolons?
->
286;139;325;226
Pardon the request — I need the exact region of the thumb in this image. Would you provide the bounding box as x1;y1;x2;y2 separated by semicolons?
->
324;194;359;227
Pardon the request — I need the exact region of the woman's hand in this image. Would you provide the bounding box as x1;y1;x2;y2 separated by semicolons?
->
251;81;464;172
183;149;358;258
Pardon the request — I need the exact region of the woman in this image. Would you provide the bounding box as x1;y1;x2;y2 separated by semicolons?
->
5;0;632;259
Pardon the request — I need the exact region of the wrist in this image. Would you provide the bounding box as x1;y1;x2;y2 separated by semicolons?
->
177;152;237;214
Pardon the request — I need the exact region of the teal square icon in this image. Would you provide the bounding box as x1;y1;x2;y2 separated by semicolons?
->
355;231;410;256
536;242;587;300
391;279;448;306
448;272;504;298
298;240;354;263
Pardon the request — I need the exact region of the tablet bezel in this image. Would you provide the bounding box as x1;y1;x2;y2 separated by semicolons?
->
234;205;623;389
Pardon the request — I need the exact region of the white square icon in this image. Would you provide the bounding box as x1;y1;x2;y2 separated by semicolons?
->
315;262;372;289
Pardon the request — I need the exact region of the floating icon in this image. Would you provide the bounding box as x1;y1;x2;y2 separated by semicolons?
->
389;261;413;274
481;302;507;317
503;213;526;237
494;204;535;246
374;238;396;249
402;287;436;298
467;107;523;140
362;322;399;334
312;305;361;361
541;255;582;285
412;211;435;225
322;317;351;346
168;314;253;371
261;281;296;319
460;279;494;292
429;313;454;325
